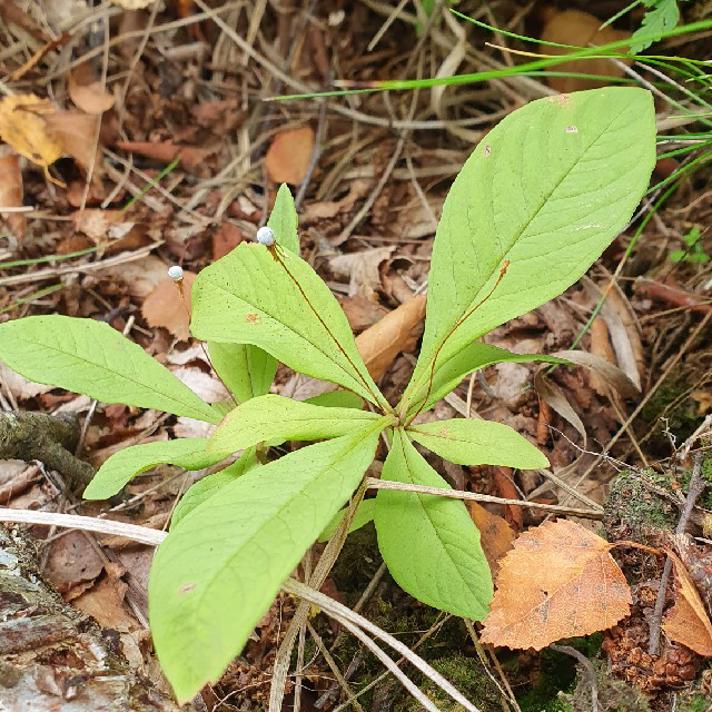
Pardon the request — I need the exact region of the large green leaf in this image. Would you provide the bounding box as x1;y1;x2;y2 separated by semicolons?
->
418;342;568;415
84;438;232;500
203;185;298;401
408;418;548;469
207;342;276;403
400;88;655;416
0;315;219;423
375;429;492;619
318;498;376;542
208;394;385;453
170;449;258;529
149;421;385;702
191;243;388;409
267;183;300;255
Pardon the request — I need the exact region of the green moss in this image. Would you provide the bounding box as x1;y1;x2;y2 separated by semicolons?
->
640;369;701;448
604;470;677;539
394;653;503;712
677;694;710;712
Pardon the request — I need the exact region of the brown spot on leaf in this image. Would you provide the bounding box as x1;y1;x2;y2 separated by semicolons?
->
178;582;196;595
246;313;259;323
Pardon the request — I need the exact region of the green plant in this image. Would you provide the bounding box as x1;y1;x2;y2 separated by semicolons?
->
0;87;656;702
668;226;710;263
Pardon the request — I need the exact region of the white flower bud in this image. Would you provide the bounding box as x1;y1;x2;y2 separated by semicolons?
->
256;226;275;247
168;265;184;282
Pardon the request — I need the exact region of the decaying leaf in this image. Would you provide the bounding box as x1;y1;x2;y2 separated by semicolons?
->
468;501;515;575
663;553;712;657
356;295;426;379
0;94;62;170
116;141;213;171
43;110;101;175
540;10;630;92
329;246;394;298
69;62;115;114
480;519;631;650
265;126;314;185
142;272;196;341
0;151;25;239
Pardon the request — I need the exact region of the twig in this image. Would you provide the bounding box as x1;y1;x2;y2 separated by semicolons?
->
0;507;166;545
283;578;481;712
365;478;603;519
550;644;599;712
648;453;705;655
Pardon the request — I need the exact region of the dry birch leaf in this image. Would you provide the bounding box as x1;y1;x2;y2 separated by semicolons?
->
663;552;712;657
481;519;631;649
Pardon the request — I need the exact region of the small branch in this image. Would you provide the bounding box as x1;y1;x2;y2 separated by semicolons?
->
648;453;706;655
0;507;166;546
550;644;599;712
365;478;603;520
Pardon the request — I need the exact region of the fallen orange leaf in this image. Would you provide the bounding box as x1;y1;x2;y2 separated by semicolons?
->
356;295;426;380
265;126;314;185
663;552;712;657
468;501;515;575
480;519;631;650
142;272;196;341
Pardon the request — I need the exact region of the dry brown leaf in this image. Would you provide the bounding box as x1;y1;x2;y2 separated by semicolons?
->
43;529;104;597
663;553;712;657
69;62;115;114
73;208;124;243
540;10;630;92
480;519;631;650
356;295;426;380
0;94;62;170
265;126;314;185
43;110;101;175
329;246;394;298
142;272;195;341
468;502;515;575
0;363;53;400
116;140;213;171
0;151;25;240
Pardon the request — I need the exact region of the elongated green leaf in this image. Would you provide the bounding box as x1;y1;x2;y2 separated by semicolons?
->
208;394;385;453
171;449;258;528
267;183;300;255
83;438;231;500
408;418;548;469
191;243;387;409
203;186;298;402
207;342;276;403
375;429;492;619
149;421;385;702
0;315;219;423
400;88;655;415
305;390;365;410
319;498;376;542
419;342;568;415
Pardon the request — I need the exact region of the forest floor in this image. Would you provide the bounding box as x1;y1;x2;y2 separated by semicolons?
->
0;1;711;711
